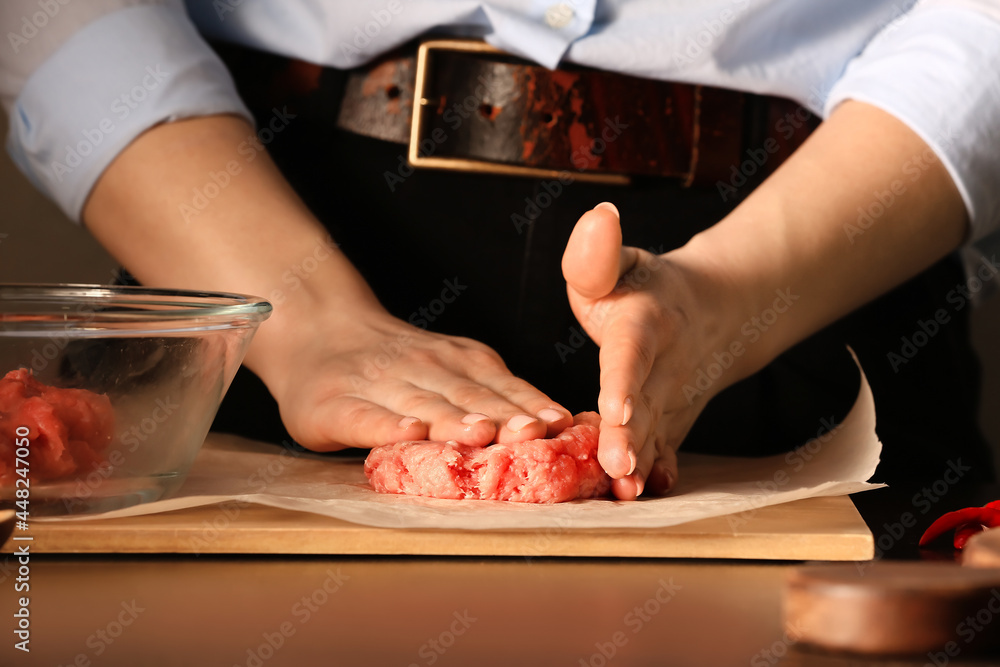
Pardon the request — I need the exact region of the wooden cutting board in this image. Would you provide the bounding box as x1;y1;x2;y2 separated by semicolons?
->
3;495;873;559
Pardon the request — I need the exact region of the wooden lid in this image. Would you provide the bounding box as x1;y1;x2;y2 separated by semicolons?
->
784;562;1000;655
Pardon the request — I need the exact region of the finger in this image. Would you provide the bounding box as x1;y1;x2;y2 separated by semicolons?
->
289;395;429;451
596;320;681;481
645;413;681;496
428;409;498;446
456;368;574;441
596;311;660;442
383;364;572;443
611;475;640;500
562;202;640;300
645;443;678;497
598;392;657;480
611;430;657;500
374;379;501;445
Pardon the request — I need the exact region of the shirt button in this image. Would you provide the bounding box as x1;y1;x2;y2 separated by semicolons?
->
544;3;574;29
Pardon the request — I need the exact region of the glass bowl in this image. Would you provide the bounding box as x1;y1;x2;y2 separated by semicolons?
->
0;284;271;516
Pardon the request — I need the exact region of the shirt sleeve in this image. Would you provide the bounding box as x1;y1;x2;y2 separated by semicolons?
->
3;1;252;223
823;0;1000;243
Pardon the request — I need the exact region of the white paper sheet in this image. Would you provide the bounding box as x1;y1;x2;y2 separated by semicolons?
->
44;353;885;529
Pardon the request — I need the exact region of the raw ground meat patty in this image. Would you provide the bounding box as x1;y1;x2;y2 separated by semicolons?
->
0;368;115;485
364;411;611;503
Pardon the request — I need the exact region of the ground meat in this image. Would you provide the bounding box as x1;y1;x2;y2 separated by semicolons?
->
364;412;611;503
0;368;115;485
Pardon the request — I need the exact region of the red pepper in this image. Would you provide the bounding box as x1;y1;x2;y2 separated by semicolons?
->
948;498;1000;549
952;523;987;549
918;507;1000;548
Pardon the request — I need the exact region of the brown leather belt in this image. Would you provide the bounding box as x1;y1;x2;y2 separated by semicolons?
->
335;39;815;187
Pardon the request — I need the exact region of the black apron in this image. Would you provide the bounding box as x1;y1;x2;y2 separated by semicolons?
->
205;42;995;492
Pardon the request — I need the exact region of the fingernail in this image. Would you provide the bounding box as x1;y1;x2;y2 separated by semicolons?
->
537;408;564;423
621;396;633;426
626;445;637;476
595;202;619;217
461;413;490;425
634;475;645;498
664;468;674;492
506;414;537;432
398;416;421;429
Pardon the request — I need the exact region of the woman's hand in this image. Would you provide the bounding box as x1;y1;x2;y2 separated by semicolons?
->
562;101;969;500
254;299;574;451
84;114;573;452
562;203;752;500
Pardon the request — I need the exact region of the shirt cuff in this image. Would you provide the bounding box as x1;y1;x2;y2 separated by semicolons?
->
5;4;253;223
824;4;1000;243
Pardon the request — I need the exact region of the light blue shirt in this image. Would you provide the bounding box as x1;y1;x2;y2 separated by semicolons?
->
4;0;1000;250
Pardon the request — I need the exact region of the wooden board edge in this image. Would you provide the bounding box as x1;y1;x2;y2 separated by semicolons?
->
5;528;875;561
3;495;875;561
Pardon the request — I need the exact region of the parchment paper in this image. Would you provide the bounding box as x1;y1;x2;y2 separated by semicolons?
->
45;354;885;529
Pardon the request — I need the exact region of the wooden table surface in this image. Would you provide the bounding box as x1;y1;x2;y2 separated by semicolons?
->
1;489;997;666
0;557;868;666
1;555;998;666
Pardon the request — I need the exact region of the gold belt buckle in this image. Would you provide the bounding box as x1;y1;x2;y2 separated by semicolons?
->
409;39;629;184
